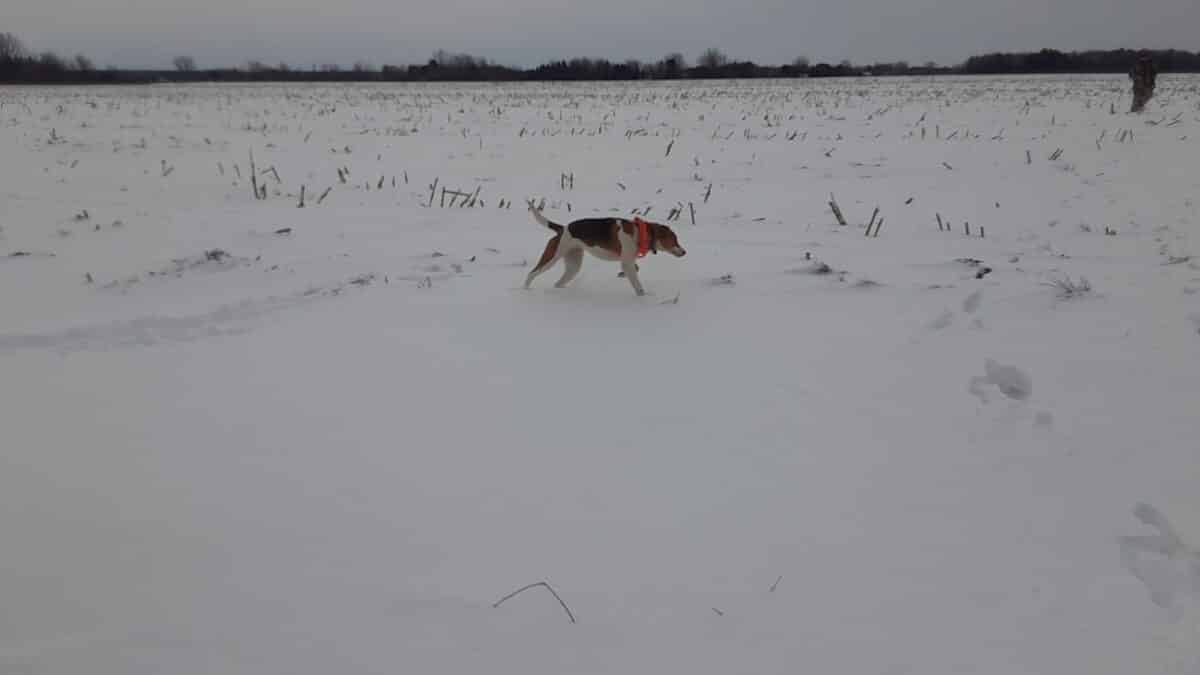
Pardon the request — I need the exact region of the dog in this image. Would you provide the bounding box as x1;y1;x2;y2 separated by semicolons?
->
523;203;686;296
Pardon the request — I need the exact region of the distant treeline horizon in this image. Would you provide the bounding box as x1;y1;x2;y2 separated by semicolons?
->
2;32;1198;84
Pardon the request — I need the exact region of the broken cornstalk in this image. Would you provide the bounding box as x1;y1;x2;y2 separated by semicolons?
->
829;193;847;226
249;149;261;200
493;581;576;624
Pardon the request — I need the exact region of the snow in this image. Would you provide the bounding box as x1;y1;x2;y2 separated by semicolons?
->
2;75;1199;674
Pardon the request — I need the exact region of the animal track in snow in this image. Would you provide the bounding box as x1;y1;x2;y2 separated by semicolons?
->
1119;502;1200;673
928;291;986;333
0;274;380;354
962;289;984;314
968;358;1033;403
927;310;954;331
1120;502;1200;615
99;249;252;292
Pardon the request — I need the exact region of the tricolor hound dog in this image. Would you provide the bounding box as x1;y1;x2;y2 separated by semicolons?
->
524;203;686;296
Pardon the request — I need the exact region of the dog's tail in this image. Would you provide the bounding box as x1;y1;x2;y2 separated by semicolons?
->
528;201;563;234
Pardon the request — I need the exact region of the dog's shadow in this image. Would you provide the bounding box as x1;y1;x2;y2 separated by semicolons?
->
513;283;668;310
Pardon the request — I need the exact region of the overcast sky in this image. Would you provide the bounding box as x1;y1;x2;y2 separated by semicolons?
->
8;0;1199;69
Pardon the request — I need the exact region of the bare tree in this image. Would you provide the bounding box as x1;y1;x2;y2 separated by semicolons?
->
173;55;197;72
656;52;687;77
0;32;26;62
432;50;481;69
74;54;94;72
698;47;728;69
792;56;810;69
38;51;65;69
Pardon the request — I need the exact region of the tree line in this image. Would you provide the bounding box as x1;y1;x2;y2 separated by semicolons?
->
961;48;1200;74
3;33;1200;84
0;32;111;83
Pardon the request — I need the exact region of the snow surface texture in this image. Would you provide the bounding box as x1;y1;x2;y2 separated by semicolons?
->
2;76;1199;674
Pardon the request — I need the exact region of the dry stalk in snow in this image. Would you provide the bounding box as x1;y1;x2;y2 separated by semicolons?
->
493;581;576;624
829;193;847;226
249;149;260;200
1044;276;1093;299
865;207;879;235
427;177;439;207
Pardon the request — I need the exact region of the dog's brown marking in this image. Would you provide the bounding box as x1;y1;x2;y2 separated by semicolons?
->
532;234;560;272
567;218;623;256
653;224;678;249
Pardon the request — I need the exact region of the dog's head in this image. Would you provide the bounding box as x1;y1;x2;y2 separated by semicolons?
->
651;223;687;257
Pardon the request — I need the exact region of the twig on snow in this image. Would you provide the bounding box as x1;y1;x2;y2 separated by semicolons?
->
829;193;847;226
493;581;577;624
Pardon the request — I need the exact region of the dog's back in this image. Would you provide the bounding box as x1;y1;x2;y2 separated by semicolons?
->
566;218;618;248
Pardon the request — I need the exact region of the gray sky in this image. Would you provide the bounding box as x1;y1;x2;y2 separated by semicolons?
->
9;0;1199;69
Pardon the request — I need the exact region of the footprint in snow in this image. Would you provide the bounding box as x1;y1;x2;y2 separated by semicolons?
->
968;358;1032;403
962;289;984;314
927;310;954;331
927;290;986;334
1119;502;1200;623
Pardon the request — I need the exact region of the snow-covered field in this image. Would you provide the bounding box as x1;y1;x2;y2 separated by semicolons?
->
2;75;1199;674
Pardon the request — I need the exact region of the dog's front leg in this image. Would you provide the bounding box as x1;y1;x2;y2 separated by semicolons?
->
621;258;645;296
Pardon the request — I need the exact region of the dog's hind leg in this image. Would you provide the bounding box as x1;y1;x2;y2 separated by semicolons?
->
554;249;584;288
524;236;562;289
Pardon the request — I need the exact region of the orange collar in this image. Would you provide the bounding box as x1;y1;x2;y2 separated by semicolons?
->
633;217;653;258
